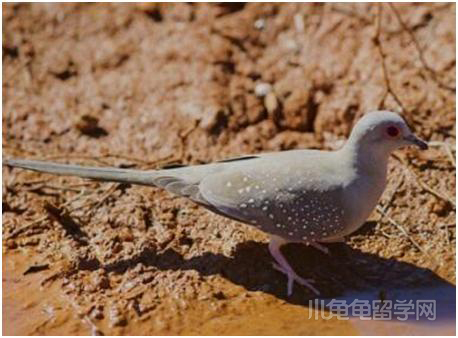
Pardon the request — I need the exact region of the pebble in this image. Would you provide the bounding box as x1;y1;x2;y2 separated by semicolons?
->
431;199;452;216
109;304;128;327
294;14;305;32
264;92;278;114
255;82;272;97
254;18;265;30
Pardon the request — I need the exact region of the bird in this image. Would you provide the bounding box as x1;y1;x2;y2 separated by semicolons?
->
3;110;428;296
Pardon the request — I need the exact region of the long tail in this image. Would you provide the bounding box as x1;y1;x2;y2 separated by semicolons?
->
3;158;157;186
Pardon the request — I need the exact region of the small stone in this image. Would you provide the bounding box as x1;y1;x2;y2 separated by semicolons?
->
294;14;305;32
431;199;452;216
283;39;299;51
109;305;127;327
90;305;105;320
92;271;110;290
264;92;278;115
119;228;134;242
255;82;272;97
5;239;17;249
75;114;108;138
213;291;226;300
254;18;265;30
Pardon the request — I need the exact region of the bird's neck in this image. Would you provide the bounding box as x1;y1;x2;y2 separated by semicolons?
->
340;140;391;178
336;139;391;237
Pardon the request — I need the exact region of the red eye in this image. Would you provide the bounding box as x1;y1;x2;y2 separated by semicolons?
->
386;126;399;137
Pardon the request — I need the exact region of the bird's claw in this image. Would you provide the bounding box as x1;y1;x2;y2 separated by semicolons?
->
272;263;320;296
309;241;330;255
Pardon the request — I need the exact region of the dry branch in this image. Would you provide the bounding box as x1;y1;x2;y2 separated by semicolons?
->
388;3;455;92
373;4;407;113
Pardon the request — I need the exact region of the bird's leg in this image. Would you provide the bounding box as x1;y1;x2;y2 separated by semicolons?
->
268;235;320;296
308;241;330;255
309;236;347;254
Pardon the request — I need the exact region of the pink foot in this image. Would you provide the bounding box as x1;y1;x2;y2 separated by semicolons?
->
269;235;321;296
309;241;330;255
272;262;319;296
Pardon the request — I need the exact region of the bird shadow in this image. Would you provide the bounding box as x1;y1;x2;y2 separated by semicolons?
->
97;224;455;321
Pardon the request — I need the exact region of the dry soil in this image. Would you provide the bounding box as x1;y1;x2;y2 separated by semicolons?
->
2;3;456;335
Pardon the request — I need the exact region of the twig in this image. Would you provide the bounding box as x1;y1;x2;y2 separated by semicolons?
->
16;178;54;186
6;181;124;240
42;155;113;166
405;167;455;207
438;223;456;229
439;223;455;247
388;3;455;92
373;4;407;113
376;206;434;263
378;171;405;216
83;316;104;336
330;4;373;25
6;189;88;239
96;152;176;167
20;184;83;193
392;153;456;207
442;222;451;246
5;214;49;240
428;141;456;167
378;228;396;239
3;59;30;85
4;141;178;168
44;202;89;245
176;119;199;162
90;183;119;210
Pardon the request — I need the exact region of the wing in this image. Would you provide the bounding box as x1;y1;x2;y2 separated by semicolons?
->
145;150;347;242
150;150;317;201
149;154;263;204
198;155;347;242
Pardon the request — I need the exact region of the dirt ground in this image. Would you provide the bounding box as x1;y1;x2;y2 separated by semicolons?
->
2;3;456;335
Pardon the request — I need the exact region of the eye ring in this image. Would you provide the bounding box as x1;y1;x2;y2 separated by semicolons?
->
386;126;400;137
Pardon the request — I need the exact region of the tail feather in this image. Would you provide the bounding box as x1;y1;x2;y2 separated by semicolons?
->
3;158;157;186
3;158;224;206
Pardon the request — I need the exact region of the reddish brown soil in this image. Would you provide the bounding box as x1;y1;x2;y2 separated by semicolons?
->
2;3;455;335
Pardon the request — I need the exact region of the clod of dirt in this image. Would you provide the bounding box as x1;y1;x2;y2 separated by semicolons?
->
198;107;228;134
92;270;111;290
3;44;19;59
108;303;128;327
49;59;78;81
281;88;315;131
89;305;105;320
75;115;108;138
430;199;453;217
5;239;18;249
23;263;49;275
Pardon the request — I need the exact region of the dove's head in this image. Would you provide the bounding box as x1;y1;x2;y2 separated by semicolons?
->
347;111;428;154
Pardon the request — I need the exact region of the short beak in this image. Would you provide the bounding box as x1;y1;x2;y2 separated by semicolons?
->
404;134;428;150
